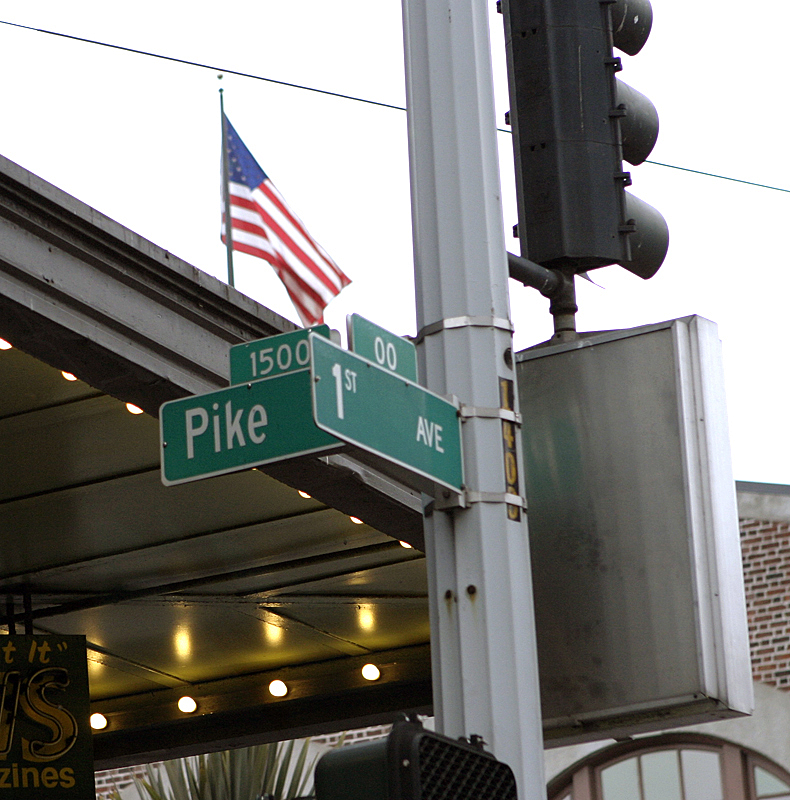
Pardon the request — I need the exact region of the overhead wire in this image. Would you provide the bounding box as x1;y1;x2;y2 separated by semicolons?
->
2;18;789;196
640;161;790;194
0;19;405;112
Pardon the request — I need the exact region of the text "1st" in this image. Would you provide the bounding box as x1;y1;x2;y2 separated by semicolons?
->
330;363;357;420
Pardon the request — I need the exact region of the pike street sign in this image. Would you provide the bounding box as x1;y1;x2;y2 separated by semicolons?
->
160;369;340;486
346;313;418;382
229;325;330;385
310;334;463;494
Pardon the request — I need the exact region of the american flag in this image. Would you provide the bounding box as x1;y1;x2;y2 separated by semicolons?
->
221;115;351;326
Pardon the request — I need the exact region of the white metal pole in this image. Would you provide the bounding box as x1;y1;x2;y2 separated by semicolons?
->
400;0;546;797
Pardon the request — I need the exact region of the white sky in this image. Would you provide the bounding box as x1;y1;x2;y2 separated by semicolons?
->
2;1;789;486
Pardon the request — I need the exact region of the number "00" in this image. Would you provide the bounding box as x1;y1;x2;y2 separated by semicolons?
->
373;337;397;372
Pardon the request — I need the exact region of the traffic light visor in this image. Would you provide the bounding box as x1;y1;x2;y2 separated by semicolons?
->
611;0;653;55
616;80;659;166
622;192;669;279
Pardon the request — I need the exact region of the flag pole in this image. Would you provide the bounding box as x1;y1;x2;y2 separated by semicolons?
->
219;80;235;287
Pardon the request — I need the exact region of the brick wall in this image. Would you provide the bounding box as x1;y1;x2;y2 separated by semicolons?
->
94;764;148;799
741;518;790;688
313;723;392;748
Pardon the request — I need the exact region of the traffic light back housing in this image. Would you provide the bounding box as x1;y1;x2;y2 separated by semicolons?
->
502;0;668;278
314;719;518;800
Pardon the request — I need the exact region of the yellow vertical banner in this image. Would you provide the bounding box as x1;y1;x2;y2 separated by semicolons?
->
500;378;521;521
0;635;93;798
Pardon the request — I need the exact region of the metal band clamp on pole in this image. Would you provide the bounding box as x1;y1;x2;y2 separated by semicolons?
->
415;316;514;345
459;405;522;424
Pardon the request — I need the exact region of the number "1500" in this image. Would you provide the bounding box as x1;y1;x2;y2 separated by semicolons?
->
249;340;310;378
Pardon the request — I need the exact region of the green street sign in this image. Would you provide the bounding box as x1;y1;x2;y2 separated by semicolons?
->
229;325;330;385
346;314;418;382
160;369;340;486
310;334;463;493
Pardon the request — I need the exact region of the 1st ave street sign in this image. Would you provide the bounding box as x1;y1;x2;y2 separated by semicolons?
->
160;369;340;486
310;334;463;494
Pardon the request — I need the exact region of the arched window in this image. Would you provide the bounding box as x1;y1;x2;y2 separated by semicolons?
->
549;734;790;800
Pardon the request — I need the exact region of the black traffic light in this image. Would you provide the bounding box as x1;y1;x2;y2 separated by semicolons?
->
502;0;668;279
314;718;517;800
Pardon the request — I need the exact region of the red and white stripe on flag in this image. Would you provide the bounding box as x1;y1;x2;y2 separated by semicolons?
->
222;177;350;327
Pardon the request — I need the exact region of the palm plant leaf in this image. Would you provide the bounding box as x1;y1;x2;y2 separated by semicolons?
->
123;738;315;800
207;752;228;800
185;759;203;800
286;738;316;800
164;758;193;800
261;742;280;797
273;740;294;800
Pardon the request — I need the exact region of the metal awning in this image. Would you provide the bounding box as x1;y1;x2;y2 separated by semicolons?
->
0;154;429;769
